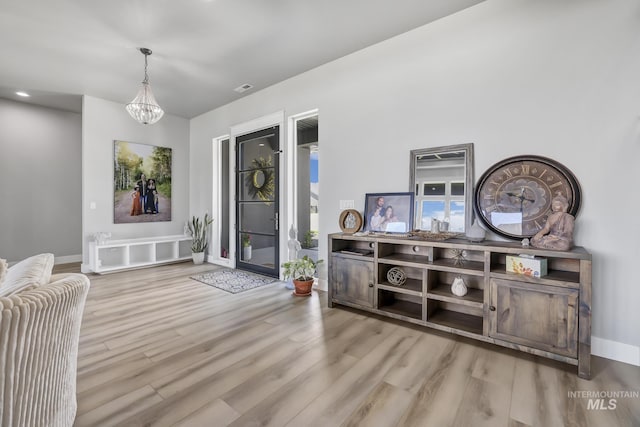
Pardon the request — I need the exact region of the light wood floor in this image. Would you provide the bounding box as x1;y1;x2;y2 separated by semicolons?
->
56;262;640;427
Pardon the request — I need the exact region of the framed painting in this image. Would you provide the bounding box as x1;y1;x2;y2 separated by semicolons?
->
363;192;414;233
114;140;172;224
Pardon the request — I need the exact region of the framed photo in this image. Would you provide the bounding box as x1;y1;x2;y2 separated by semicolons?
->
364;192;414;233
113;140;172;224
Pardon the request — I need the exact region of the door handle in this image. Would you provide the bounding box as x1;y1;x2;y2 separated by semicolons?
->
268;212;279;230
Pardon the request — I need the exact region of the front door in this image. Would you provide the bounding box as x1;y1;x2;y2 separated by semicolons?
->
235;126;280;277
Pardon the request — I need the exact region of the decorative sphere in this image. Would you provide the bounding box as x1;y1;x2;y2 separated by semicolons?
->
387;267;407;286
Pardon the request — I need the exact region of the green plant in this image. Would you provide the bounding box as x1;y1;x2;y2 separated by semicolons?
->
242;234;251;248
302;230;317;249
281;255;323;281
187;213;214;253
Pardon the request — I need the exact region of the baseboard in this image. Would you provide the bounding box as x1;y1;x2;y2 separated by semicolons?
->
592;336;640;366
54;254;82;265
315;277;328;291
7;254;82;267
207;255;232;268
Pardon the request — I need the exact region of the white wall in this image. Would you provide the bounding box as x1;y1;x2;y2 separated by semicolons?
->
190;0;640;363
82;95;190;269
0;98;81;263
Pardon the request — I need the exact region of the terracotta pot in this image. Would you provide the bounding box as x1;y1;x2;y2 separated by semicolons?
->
293;279;314;297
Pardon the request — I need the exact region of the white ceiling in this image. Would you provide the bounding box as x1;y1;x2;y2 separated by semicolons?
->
0;0;483;118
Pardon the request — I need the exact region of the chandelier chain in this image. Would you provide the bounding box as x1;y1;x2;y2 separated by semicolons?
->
143;53;149;84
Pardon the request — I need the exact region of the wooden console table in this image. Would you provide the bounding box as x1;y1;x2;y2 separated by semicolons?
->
328;233;592;379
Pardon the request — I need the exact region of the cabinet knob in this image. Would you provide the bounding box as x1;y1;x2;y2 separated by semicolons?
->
489;305;496;311
368;282;374;288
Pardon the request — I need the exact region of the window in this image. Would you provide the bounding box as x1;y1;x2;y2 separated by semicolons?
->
423;183;445;196
451;182;465;196
416;181;465;231
420;200;445;230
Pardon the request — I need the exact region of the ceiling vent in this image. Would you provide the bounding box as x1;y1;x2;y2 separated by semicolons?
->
234;83;254;93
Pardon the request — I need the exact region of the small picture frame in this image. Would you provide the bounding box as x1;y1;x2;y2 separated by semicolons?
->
364;192;414;233
339;209;363;234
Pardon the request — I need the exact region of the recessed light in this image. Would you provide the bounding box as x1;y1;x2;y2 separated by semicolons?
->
16;91;30;97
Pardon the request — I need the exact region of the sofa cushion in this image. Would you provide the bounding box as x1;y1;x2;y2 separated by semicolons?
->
0;253;54;297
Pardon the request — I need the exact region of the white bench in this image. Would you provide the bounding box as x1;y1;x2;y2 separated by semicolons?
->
88;235;193;273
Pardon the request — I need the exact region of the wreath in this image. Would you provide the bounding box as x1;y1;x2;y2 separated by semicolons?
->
245;157;275;203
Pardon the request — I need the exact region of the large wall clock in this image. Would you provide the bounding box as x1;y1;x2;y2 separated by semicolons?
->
474;155;581;240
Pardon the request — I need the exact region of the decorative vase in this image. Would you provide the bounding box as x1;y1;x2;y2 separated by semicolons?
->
466;219;486;242
387;267;407;286
431;218;440;233
451;276;468;297
192;252;205;265
293;279;314;297
243;245;252;261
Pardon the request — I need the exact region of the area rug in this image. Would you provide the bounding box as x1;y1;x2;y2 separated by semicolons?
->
190;268;280;294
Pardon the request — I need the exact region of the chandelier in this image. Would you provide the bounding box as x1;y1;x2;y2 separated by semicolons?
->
126;48;164;125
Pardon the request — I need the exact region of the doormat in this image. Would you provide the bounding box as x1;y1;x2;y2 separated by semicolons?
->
190;268;280;294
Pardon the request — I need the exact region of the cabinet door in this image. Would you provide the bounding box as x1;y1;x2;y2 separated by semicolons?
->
331;256;374;308
489;278;578;358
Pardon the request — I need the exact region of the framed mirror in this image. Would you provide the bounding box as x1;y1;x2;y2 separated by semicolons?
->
409;143;474;233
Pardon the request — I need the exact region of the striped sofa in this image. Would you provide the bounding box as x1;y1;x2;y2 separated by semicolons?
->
0;254;90;427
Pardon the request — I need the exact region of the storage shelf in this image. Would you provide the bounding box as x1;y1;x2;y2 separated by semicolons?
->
89;235;193;274
428;309;483;335
378;299;422;320
378;253;429;268
491;265;580;288
328;232;592;379
377;278;422;297
427;285;483;309
331;251;374;261
430;258;484;276
98;235;192;247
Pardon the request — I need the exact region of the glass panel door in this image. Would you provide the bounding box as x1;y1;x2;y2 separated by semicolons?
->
236;126;279;277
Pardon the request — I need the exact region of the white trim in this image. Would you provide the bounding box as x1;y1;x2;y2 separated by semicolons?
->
286;117;297;248
230;111;284;136
592;336;640;366
54;254;82;265
212;135;231;266
207;254;232;267
286;109;319;253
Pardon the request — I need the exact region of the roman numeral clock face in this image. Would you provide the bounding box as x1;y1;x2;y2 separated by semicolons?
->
474;156;581;239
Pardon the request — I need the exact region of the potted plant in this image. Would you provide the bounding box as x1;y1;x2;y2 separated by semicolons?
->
281;255;323;297
242;234;252;261
187;213;213;264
